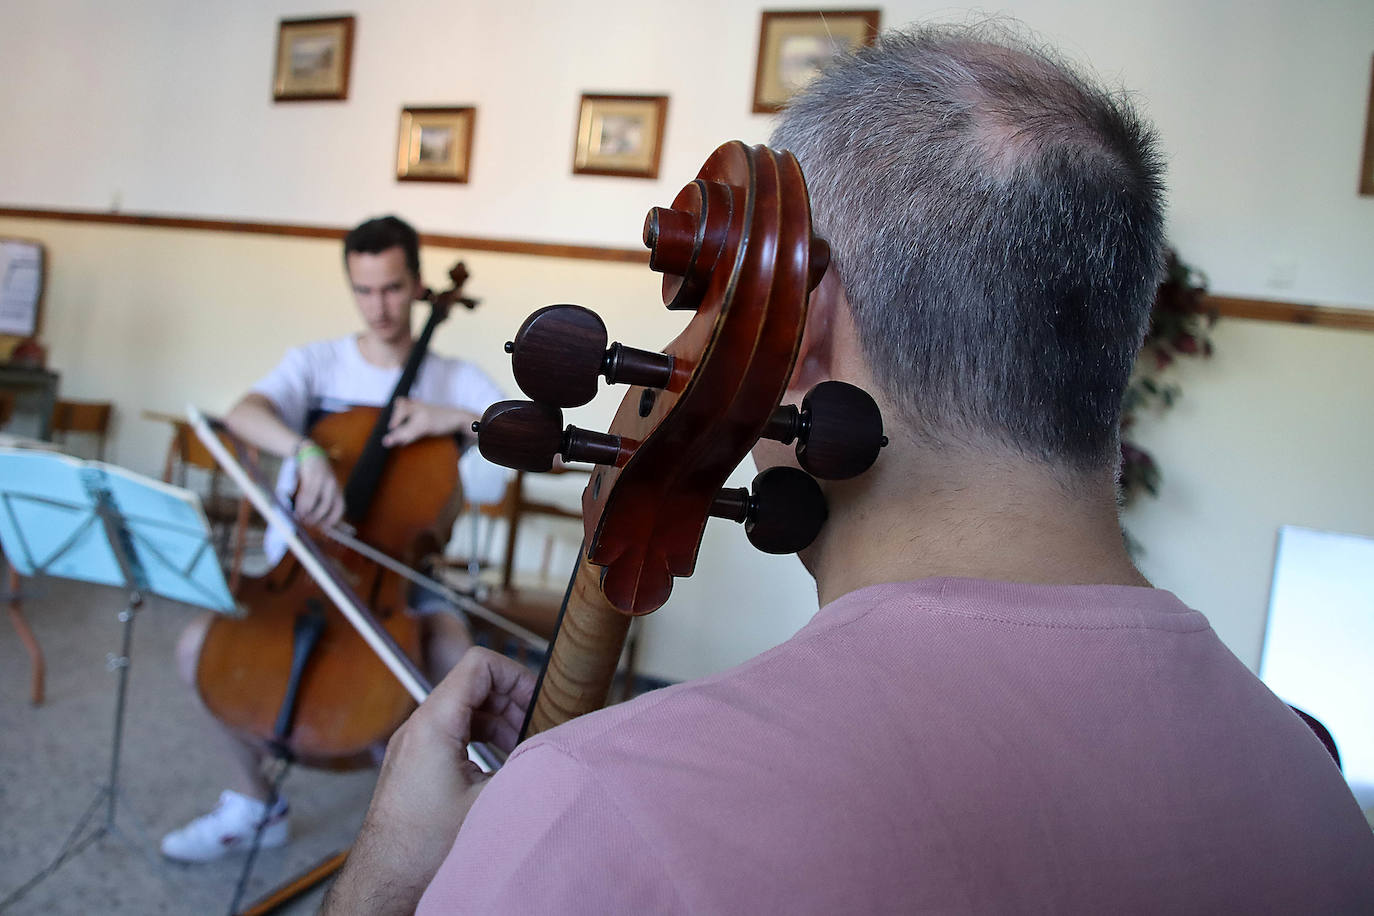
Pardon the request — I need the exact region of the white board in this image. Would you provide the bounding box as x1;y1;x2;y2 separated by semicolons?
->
1260;525;1374;808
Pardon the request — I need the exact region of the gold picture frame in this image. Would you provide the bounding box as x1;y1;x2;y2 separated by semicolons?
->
273;15;355;102
572;94;669;179
752;9;880;113
396;107;476;183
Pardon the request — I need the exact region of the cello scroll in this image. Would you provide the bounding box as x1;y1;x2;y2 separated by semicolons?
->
477;141;886;736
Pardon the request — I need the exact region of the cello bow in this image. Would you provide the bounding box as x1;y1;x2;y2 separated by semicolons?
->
185;404;505;771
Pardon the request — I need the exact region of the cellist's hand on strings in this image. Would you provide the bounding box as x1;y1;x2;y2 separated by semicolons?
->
293;440;345;528
383;396;479;448
322;647;535;916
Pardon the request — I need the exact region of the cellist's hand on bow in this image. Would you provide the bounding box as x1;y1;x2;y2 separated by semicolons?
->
383;397;478;448
321;647;535;916
294;441;345;529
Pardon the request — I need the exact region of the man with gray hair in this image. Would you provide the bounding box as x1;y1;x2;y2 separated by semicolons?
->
324;26;1374;914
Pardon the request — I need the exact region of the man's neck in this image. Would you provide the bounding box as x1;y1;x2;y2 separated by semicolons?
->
804;442;1149;607
356;332;414;370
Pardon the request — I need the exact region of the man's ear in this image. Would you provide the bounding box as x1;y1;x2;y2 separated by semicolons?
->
787;266;847;397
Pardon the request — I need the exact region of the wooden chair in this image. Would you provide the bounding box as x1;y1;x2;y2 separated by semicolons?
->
160;420;259;590
50;399;113;458
453;468;643;700
2;408;52;705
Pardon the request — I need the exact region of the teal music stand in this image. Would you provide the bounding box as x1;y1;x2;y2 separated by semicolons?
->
0;448;236;909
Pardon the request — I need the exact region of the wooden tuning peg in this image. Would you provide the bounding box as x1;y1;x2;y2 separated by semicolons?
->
474;400;627;472
759;381;886;480
710;467;828;554
506;305;675;408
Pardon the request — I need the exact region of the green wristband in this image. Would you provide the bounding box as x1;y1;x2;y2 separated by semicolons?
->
296;441;328;463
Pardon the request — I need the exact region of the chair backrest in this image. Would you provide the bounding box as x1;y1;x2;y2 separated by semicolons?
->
0;391;14;428
162;420;223;482
158;418;261;593
495;468;588;590
50;400;113;458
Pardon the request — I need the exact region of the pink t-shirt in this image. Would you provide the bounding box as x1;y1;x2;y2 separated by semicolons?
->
419;578;1374;913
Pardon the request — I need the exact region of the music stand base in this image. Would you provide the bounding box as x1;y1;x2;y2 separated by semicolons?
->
0;590;157;911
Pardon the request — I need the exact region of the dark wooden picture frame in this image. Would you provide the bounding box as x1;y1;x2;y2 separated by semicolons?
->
1360;56;1374;196
396;107;476;183
572;94;669;179
752;9;880;113
273;15;356;102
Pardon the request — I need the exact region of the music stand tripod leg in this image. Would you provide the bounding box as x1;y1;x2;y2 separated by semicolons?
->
0;501;163;908
103;590;143;832
0;588;154;911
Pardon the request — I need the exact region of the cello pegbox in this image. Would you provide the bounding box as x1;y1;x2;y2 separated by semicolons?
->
759;381;887;480
507;305;675;408
709;466;828;554
475;400;628;472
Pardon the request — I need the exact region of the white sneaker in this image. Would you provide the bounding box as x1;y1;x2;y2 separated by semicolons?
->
159;790;289;863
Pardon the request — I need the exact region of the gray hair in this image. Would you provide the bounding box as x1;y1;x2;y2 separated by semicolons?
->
771;24;1165;470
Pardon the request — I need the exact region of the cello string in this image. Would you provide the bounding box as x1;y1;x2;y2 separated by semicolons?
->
517;539;584;744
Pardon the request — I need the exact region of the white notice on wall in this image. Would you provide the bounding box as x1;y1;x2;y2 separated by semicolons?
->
0;240;44;336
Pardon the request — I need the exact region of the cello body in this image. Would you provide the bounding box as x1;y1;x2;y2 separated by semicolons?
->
195;407;461;769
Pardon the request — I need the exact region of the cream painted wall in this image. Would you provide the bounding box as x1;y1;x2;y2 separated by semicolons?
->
2;1;1373;680
1;0;1372;305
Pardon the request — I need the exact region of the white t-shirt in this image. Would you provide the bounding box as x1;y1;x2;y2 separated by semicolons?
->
252;334;508;563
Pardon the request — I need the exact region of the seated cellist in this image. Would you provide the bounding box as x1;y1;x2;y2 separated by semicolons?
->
160;214;506;863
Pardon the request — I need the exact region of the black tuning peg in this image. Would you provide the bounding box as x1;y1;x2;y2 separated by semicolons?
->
759;381;886;480
710;466;828;555
474;400;624;472
505;305;675;408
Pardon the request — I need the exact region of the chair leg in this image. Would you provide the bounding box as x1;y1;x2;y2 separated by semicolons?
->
7;569;44;706
228;498;252;595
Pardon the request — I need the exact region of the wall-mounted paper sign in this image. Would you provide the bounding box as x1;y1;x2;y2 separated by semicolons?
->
0;240;45;337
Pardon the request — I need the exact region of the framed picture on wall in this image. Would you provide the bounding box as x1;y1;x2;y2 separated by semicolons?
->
273;15;355;102
396;107;476;183
572;94;669;179
752;9;881;113
1360;55;1374;196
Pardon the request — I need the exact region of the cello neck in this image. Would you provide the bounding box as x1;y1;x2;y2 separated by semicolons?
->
520;550;631;740
342;300;448;522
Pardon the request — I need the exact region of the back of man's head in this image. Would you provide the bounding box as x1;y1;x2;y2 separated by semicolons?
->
771;24;1165;473
344;215;422;280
